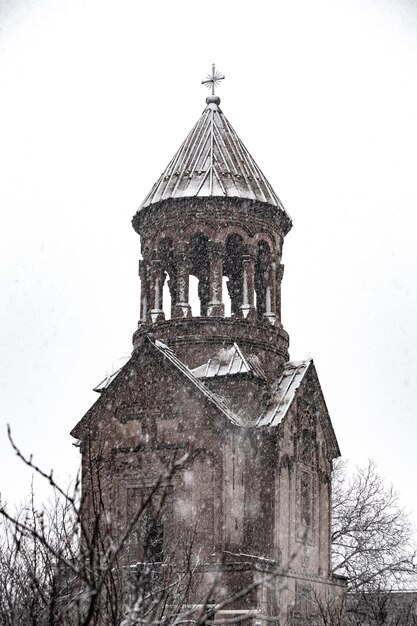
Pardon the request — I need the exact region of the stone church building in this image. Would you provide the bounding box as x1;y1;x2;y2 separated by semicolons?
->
71;80;346;623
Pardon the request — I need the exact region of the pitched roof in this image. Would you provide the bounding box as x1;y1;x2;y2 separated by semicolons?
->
93;357;130;393
71;336;243;440
138;96;290;217
256;360;311;427
90;337;241;426
73;338;339;458
256;358;341;458
149;336;242;425
190;343;266;380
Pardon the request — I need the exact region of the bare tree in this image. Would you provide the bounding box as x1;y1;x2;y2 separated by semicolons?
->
0;429;291;626
13;437;416;625
292;461;417;626
0;487;78;624
331;459;416;592
346;587;417;626
331;459;417;626
0;427;214;625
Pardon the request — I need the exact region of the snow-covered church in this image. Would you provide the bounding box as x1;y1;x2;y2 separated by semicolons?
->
71;70;346;624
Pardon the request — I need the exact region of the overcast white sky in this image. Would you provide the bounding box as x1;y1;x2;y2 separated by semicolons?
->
1;0;417;529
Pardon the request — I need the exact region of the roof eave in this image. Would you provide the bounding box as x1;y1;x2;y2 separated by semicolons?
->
132;196;292;236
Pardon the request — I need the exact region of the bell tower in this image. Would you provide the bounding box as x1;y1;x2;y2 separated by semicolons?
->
132;81;292;378
71;69;346;624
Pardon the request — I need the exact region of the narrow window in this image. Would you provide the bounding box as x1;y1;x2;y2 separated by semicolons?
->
143;512;164;563
301;471;312;528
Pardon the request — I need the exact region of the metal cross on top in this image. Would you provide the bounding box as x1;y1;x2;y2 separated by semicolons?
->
202;63;225;96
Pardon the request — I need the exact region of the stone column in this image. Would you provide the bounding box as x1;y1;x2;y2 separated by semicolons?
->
138;259;151;322
263;262;278;325
150;259;165;323
240;254;256;320
276;263;284;324
198;270;210;316
172;244;192;319
207;241;225;317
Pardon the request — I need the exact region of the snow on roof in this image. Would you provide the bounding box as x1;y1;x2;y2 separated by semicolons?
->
136;97;291;227
90;337;241;425
92;340;313;433
93;357;130;393
256;359;312;427
148;336;242;426
190;343;266;380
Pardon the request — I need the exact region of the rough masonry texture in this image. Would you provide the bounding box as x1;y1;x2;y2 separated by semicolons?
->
71;94;346;624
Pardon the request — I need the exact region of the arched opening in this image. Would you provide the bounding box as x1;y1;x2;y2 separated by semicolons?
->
222;276;231;317
224;234;244;317
255;240;271;320
189;274;199;316
189;234;209;316
162;279;171;319
159;238;176;319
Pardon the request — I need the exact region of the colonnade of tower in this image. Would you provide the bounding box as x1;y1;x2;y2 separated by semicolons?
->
138;230;284;326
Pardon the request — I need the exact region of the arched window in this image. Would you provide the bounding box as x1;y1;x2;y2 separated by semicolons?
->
159;238;175;319
222;276;231;316
162;281;172;319
300;472;312;529
189;274;199;316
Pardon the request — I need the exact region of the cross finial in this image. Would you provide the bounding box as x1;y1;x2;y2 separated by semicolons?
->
202;63;225;96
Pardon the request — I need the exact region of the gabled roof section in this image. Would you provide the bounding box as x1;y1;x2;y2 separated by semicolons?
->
256;360;311;427
93;357;130;393
138;96;289;215
149;337;242;426
71;335;243;440
256;358;340;458
190;343;266;381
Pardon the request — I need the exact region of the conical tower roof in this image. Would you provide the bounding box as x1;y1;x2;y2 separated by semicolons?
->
139;95;288;215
